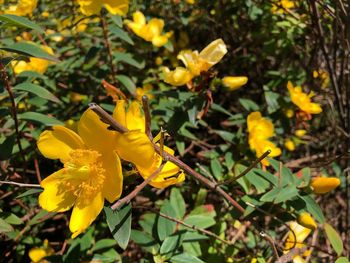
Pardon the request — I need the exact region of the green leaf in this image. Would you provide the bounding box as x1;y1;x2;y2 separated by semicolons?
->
114;52;145;69
236;165;270;193
13;83;60;103
300;195;325;223
239;98;259;111
131;230;160;253
18;112;64;125
0;135;15;160
104;205;132;250
1;212;22;225
170;253;204;263
16;188;42;199
0;218;14;233
324;223;343;256
160;231;185;257
0;14;44;33
28;210;49;226
263;86;281;113
183;215;215;229
92;248;121;263
157;200;177;241
170;188;186;219
110;15;123;27
109;25;134;45
274;186;298;203
210;158;223;180
92;239;117;252
0;42;59;62
116;75;136;94
335;257;350;263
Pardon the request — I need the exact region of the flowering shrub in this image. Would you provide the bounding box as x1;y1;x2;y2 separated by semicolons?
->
0;0;349;262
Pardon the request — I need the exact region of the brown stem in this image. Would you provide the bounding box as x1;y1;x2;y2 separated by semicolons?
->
0;180;41;188
142;95;153;140
135;205;235;246
100;11;118;85
0;60;25;166
111;162;166;210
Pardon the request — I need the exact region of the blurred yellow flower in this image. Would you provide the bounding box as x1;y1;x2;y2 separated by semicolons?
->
12;44;54;75
222;76;248;91
113;100;185;188
287;81;322;115
4;0;37;16
69;92;88;103
37;109;123;238
295;129;306;137
135;84;154;101
284;138;295;151
313;69;329;89
284;221;312;263
28;239;54;263
186;0;195;4
77;0;129;16
247;112;281;166
311;177;340;194
163;39;227;86
297;212;317;230
126;11;172;47
271;0;295;14
155;56;163;65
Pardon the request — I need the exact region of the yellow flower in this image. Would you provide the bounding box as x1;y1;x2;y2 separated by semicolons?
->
28;239;54;263
284;222;311;263
271;0;295;14
112;100;185;188
12;44;54;75
295;129;306;137
135;84;154;101
186;0;195;4
287;81;322;114
37;109;123;238
222;76;248;91
126;11;172;47
247;112;281;166
297;212;317;230
285;108;294;118
284;138;295;151
4;0;37;16
311;177;340;194
163;39;227;86
313;70;329;89
69;92;88;103
76;0;129;16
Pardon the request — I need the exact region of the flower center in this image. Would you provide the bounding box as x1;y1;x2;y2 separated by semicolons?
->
62;149;105;200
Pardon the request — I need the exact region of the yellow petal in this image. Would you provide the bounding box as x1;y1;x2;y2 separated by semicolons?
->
28;248;47;263
37;126;84;162
222;76;248;91
115;131;155;168
132;11;146;26
103;0;129;16
113;100;127;128
311;177;340;194
284;138;295;151
78;109;117;153
77;0;102;15
163;67;193;86
297;212;317;230
39;169;76;212
147;18;164;38
152;35;169;47
199;38;227;70
101;152;123;203
69;191;104;238
126;101;145;132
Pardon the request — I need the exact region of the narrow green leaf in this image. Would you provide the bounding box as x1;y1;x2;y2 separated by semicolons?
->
210;158;223;180
92;239;117;252
109;25;134;45
0;42;59;62
239;98;259;111
300;195;325;223
170;188;186;219
104;205;132;250
110;15;123;27
183;215;215;229
335;257;350;263
1;212;22;225
16;188;42;199
160;231;185;257
116;75;136;94
170;253;204;263
0;218;14;233
13;83;60;103
0;14;44;33
131;230;160;253
18;112;64;125
324;223;343;256
157;200;177;241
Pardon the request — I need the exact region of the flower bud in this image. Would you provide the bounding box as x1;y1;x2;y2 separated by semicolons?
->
222;76;248;91
297;212;317;230
311;177;340;194
284;138;295;151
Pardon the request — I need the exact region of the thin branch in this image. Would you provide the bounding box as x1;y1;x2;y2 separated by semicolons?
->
100;11;118;85
217;150;271;186
0;181;41;188
135;205;235;246
111;162;166;210
0;59;25;166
